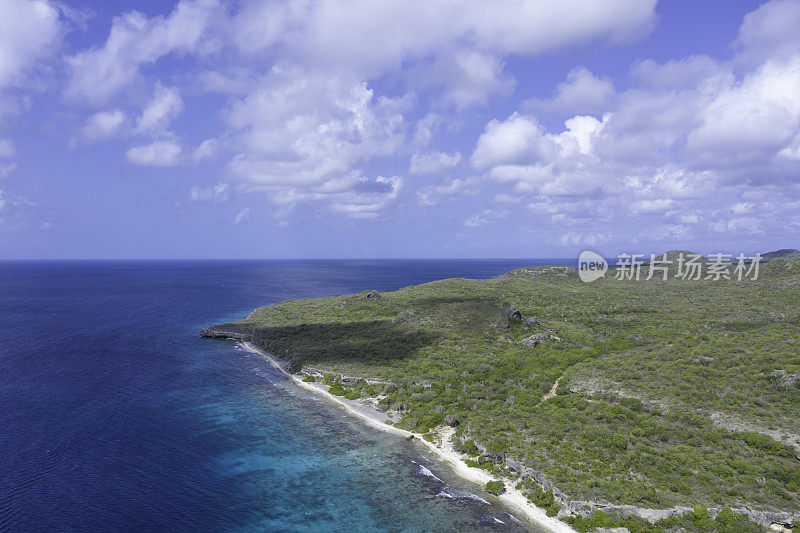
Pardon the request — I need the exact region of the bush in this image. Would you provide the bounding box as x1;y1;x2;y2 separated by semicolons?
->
344;390;361;400
458;439;480;457
485;480;505;495
328;383;346;396
302;375;316;383
569;510;616;532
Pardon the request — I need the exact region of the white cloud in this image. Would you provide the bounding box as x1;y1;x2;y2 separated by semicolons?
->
135;83;183;133
0;139;14;158
469;3;800;246
471;113;552;169
524;67;615;114
81;109;126;141
0;163;16;179
287;0;656;75
409;150;461;175
65;0;220;102
0;0;61;87
224;69;409;216
126;140;182;167
464;208;508;227
559;231;609;247
190;182;229;202
409;51;514;109
192;138;218;162
234;206;250;224
327;176;403;218
687;56;800;164
471;112;603;197
62;0;659;220
735;0;800;64
417;178;474;206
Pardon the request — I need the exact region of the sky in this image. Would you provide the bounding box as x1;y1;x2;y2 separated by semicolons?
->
1;0;799;259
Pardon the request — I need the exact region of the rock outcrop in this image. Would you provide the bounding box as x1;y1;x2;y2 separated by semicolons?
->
360;290;382;299
199;324;254;340
501;302;523;320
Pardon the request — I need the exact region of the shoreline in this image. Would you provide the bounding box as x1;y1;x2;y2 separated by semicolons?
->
238;341;575;533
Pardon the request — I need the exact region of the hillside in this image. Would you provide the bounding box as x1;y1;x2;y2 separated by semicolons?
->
203;257;800;531
763;249;800;261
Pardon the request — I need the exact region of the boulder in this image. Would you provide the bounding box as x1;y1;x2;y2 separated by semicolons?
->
445;414;461;427
360;290;382;299
520;332;549;346
501;302;523;320
525;316;541;327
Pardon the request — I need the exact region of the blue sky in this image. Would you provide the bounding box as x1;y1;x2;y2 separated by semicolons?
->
1;0;799;259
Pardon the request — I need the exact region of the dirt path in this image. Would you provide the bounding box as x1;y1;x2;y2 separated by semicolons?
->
538;375;562;406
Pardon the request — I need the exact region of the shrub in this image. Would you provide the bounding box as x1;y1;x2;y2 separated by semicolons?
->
485;480;505;495
344;390;361;400
328;384;346;396
458;439;480;457
302;375;316;383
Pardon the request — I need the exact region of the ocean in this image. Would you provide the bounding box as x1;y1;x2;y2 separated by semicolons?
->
0;260;573;532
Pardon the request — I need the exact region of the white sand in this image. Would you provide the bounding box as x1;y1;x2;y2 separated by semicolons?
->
241;342;576;533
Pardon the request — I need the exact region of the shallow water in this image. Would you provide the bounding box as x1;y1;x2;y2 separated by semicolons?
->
0;260;569;532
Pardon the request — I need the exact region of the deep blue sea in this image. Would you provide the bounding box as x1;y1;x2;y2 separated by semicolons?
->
0;260;573;532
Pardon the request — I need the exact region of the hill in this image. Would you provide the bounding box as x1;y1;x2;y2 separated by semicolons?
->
763;248;800;261
203;256;800;531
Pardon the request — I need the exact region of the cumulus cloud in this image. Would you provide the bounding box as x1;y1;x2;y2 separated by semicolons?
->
283;0;656;74
471;112;601;184
0;0;62;88
417;178;475;206
65;0;220;102
126;140;182;167
410;150;462;175
523;67;615;114
190;182;229;202
464;208;508;227
234;206;250;224
62;0;660;222
735;0;800;64
559;231;609;247
135;83;183;133
0;139;14;159
222;69;410;215
192;138;218;162
81;109;125;141
470;4;800;246
687;57;800;165
227;72;408;188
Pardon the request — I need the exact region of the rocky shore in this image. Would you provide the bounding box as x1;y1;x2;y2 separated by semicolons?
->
202;324;800;532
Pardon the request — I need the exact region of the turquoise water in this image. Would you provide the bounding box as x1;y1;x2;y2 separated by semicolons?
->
0;260;567;531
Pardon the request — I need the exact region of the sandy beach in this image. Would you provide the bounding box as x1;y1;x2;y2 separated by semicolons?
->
240;341;576;533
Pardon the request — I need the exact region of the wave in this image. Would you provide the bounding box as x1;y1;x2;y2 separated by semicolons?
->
436;486;489;505
418;465;443;482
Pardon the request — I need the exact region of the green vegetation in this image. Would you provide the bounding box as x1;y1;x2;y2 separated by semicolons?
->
565;506;763;532
301;375;316;382
208;258;800;519
327;383;347;396
457;439;480;457
516;478;560;516
343;390;361;400
485;480;506;495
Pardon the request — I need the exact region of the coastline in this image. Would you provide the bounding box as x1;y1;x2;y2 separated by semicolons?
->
239;341;576;533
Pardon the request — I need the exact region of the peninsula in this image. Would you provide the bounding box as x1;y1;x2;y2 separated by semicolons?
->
203;252;800;532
